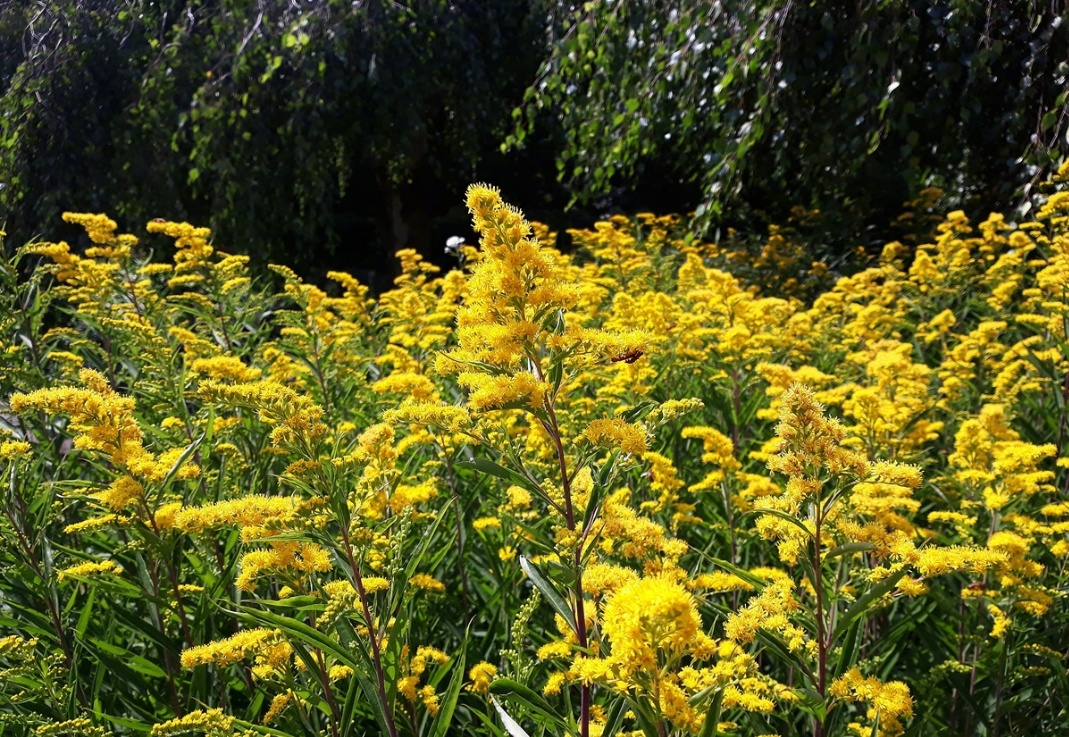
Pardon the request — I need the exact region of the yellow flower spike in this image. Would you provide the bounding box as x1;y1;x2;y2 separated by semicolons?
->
56;559;123;582
181;628;288;671
189;355;262;382
329;665;353;681
63;212;122;246
35;718;108;737
174;495;303;535
725;579;806;651
419;684;440;715
382;402;473;435
537;641;573;661
147;219;215;274
235;542;332;591
581;563;639;597
769;384;870;482
371;372;438;401
456;372;551;411
681;425;741;489
64;514;124;535
262;692;293;725
362;576;390;594
542;672;567;696
150;708;233;737
9;369;154;478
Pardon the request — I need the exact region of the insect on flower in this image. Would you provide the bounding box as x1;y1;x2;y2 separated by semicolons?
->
609;349;644;364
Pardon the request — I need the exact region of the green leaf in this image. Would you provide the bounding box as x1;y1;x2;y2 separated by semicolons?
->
75;585;96;638
338;674;362;737
98;714;151;732
581;464;604;534
602;695;628;737
739;507;812;538
833;616;863;679
831;567;909;644
548;357;566;395
620;400;657;423
519;556;577;636
355;667;393;737
698;689;725;737
627;698;663;737
492;696;532;737
155;434;204;497
204;405;216;446
708;557;769;591
230;718;299;737
459;457;542;497
427;650;466;737
239;606;361;672
489;678;564;723
825;542;875;560
470;706;508;737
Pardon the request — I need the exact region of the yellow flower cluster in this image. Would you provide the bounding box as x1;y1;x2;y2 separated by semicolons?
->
467;661;498;693
582;418;649;456
397;645;450;716
830;668;914;737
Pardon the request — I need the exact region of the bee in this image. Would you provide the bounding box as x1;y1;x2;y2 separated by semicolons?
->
610;349;644;364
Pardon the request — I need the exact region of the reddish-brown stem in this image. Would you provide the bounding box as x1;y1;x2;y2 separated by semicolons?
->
5;500;88;708
812;507;827;737
731;367;742;450
526;337;592;737
340;525;399;737
146;556;185;716
444;454;471;619
313;645;342;737
543;398;590;737
146;508;195;649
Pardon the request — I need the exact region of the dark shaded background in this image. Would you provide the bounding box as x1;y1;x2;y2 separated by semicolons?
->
0;1;1065;289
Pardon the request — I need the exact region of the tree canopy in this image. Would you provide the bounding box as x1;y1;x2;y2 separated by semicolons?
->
1;1;1066;272
515;1;1068;239
0;0;543;275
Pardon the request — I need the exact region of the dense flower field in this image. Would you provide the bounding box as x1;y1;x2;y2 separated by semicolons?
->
2;173;1069;737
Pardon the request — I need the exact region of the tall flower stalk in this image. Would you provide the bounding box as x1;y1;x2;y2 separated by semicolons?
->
428;184;652;736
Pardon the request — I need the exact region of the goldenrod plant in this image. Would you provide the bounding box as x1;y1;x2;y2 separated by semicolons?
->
3;168;1069;737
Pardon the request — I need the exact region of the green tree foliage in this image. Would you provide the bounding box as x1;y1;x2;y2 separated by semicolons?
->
0;0;542;269
2;1;1067;268
513;1;1069;238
